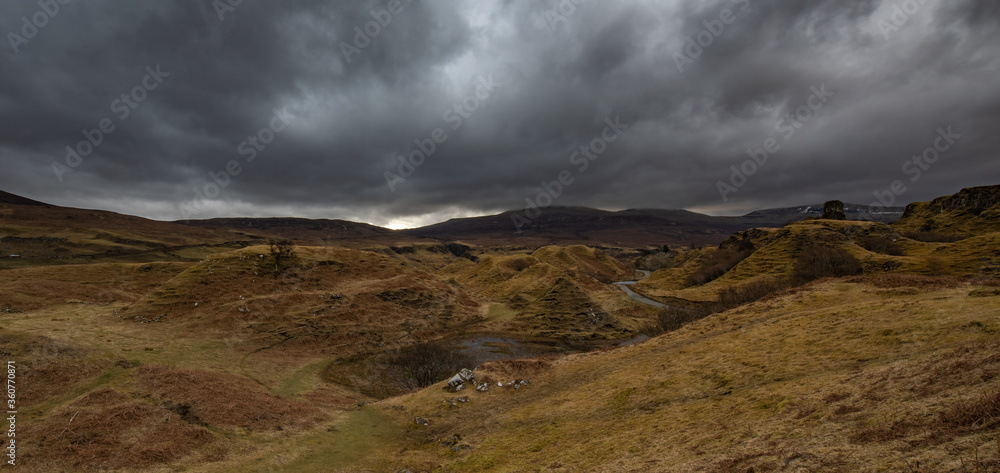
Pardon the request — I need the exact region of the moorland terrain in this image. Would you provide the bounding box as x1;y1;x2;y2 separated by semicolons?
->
1;186;998;472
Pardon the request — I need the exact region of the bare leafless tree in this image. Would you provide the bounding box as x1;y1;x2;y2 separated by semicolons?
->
268;239;296;276
387;341;473;391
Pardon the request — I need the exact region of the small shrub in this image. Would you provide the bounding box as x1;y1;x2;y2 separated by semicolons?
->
793;244;862;283
657;306;713;332
717;279;787;308
387;341;474;391
268;239;296;276
848;419;918;443
655;279;787;332
939;388;1000;431
636;250;677;271
685;245;754;286
859;235;904;256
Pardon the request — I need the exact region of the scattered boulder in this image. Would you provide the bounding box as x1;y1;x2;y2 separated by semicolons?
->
505;379;530;387
414;417;429;426
447;368;476;391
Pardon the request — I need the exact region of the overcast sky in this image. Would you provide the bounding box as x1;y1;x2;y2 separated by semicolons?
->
1;0;998;228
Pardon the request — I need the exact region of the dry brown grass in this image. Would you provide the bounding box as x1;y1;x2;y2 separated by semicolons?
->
21;388;213;472
0;262;188;312
860;234;905;255
940;389;1000;432
305;280;1000;473
8;220;1000;472
135;364;327;432
848;273;968;289
475;356;553;384
0;331;110;408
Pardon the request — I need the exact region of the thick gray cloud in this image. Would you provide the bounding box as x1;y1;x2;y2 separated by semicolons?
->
1;0;998;228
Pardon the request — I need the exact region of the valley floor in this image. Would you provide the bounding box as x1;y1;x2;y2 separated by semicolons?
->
6;274;998;472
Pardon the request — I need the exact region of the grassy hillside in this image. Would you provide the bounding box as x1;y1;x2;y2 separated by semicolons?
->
894;185;1000;235
0;242;654;472
0;262;190;312
637;217;1000;304
443;245;655;339
238;277;1000;472
3;186;999;472
0;191;419;269
0;192;238;265
0;245;483;472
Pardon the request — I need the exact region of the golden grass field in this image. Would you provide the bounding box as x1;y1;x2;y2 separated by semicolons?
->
1;186;998;472
327;278;1000;473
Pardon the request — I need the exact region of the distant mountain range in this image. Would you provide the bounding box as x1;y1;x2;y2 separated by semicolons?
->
0;189;903;251
398;204;904;248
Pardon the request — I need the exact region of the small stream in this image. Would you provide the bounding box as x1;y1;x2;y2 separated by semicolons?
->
451;335;575;364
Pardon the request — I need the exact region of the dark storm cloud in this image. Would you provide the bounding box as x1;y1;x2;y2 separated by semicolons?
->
1;0;998;227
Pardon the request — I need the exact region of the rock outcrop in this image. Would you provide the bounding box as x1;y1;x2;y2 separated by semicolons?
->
822;200;846;220
896;185;1000;234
